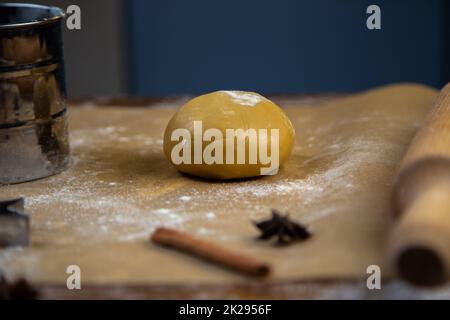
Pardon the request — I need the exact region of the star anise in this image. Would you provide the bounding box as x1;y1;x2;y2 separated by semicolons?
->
254;210;311;245
0;273;38;300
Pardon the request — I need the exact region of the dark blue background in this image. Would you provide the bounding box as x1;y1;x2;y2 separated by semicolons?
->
127;0;449;96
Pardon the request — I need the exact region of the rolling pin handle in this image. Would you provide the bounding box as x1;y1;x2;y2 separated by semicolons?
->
396;246;445;286
391;181;450;286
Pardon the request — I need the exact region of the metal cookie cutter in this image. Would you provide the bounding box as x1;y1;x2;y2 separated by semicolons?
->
0;198;29;247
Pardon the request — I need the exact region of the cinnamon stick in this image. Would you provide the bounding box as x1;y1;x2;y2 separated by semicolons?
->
151;228;271;277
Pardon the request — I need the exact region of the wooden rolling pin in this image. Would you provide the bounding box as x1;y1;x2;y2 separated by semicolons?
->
391;83;450;286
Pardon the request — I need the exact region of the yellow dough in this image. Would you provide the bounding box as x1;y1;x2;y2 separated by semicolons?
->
163;91;295;179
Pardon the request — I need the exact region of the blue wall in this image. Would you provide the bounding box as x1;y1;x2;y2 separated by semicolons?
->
127;0;448;96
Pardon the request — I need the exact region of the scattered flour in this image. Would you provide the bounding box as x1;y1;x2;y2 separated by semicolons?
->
23;175;191;243
6;114;399;249
197;227;210;235
70;126;162;152
205;212;216;220
233;179;324;198
220;91;265;107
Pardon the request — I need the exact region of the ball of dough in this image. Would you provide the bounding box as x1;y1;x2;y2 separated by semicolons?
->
163;91;295;179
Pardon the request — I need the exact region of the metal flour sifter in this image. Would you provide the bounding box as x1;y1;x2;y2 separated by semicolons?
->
0;3;70;185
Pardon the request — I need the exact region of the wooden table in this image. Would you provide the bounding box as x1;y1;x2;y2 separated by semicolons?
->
5;94;450;300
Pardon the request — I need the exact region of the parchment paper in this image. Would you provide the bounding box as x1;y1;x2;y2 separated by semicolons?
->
0;84;438;285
